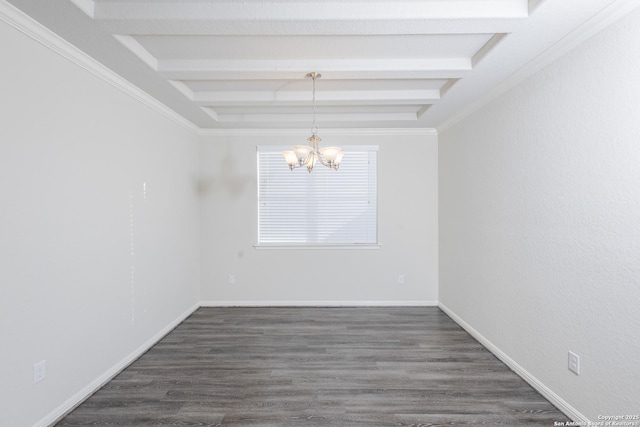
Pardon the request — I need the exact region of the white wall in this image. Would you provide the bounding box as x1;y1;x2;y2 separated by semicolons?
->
0;15;201;426
200;132;438;304
439;7;640;422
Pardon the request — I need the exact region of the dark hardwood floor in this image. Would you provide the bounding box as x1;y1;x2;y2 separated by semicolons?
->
56;307;569;426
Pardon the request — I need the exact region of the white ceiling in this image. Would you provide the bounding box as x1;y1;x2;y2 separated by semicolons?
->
5;0;637;131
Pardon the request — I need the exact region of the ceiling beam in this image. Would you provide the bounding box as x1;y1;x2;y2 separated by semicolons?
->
84;0;527;35
91;1;528;21
157;58;472;80
211;112;418;123
191;90;440;106
162;70;470;81
95;19;524;36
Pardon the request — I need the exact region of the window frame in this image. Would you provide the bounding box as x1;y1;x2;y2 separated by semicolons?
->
255;145;380;250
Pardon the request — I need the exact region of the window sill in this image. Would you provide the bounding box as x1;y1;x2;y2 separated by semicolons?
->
254;244;382;251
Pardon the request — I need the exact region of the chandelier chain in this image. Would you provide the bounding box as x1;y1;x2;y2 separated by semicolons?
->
311;73;317;135
281;72;344;172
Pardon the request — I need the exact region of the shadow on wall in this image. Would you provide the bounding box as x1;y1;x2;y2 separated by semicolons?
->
197;148;253;198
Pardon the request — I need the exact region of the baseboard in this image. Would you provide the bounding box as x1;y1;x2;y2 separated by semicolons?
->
39;300;578;426
437;302;589;423
35;300;435;425
199;300;439;307
36;303;200;427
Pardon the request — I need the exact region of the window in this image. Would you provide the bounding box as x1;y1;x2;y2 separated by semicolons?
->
257;145;378;246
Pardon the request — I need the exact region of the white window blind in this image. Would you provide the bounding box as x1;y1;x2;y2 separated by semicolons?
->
257;145;378;245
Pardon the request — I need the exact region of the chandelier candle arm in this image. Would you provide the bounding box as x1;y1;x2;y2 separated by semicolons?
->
281;72;344;172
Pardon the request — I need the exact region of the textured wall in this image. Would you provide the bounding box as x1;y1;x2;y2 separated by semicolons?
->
439;7;640;421
0;18;200;426
200;132;438;304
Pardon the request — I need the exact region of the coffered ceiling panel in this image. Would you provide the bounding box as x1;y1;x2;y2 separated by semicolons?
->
5;0;635;130
129;34;494;60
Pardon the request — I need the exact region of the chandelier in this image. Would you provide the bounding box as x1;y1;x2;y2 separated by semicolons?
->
282;72;344;172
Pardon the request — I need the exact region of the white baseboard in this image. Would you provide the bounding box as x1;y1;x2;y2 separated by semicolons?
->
437;302;589;423
36;303;200;427
35;300;435;425
199;300;439;307
38;301;581;426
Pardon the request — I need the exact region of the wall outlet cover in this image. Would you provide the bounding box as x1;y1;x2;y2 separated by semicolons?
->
568;351;580;375
33;360;46;384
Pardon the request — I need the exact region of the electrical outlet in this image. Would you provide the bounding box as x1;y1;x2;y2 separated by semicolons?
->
33;360;46;384
398;274;405;284
568;351;580;375
228;275;236;285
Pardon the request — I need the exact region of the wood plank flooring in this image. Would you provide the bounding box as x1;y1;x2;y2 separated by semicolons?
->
56;307;569;426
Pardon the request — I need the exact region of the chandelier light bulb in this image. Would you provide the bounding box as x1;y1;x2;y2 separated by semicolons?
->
282;150;298;169
319;147;341;163
294;145;313;162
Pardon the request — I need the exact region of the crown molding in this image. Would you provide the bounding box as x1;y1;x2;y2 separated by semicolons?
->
0;0;200;135
199;127;437;137
437;0;640;133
